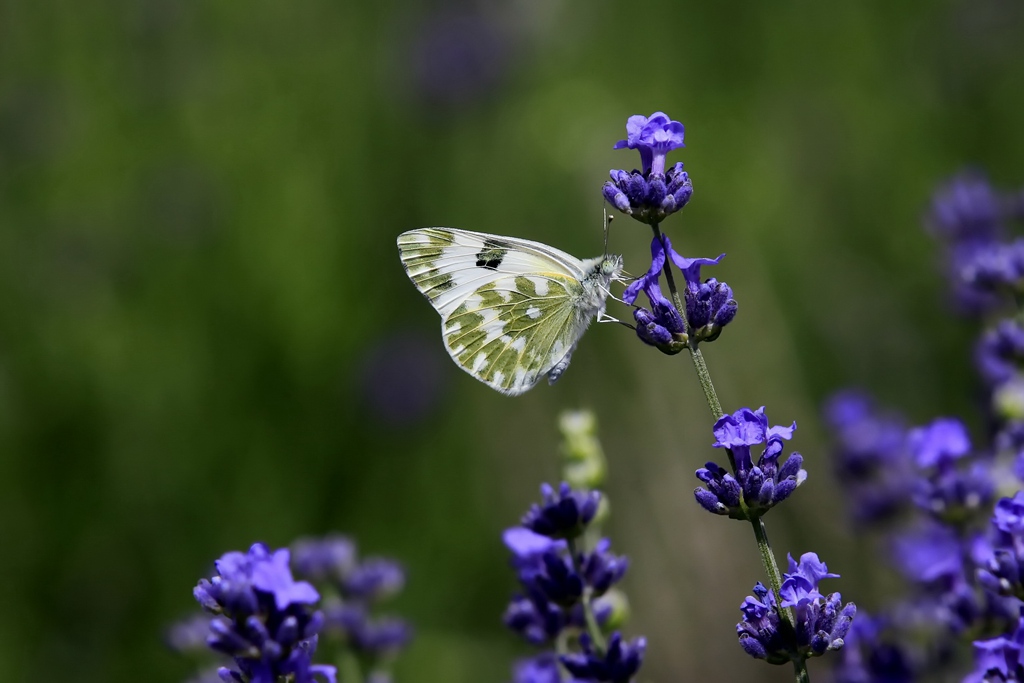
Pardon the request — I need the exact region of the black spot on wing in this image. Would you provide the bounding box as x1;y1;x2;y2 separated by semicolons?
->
475;238;510;271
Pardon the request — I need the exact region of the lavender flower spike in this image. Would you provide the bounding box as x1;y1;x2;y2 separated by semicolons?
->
964;610;1024;682
978;492;1024;600
737;554;855;664
695;406;805;519
193;543;336;683
606;112;691;224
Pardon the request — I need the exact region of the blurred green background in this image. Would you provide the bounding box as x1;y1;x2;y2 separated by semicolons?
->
2;0;1023;681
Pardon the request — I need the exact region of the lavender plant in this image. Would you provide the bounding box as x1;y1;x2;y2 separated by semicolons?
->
821;172;1024;682
169;537;410;683
503;410;641;683
601;112;855;683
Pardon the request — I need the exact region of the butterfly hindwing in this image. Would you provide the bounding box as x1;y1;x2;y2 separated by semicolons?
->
442;273;583;395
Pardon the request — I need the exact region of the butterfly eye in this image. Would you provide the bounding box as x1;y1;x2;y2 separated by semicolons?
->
601;257;622;276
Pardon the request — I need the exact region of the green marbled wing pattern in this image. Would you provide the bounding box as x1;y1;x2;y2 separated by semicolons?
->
442;274;582;395
397;228;462;309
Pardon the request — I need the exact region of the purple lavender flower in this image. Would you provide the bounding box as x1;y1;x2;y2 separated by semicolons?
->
905;417;993;524
341;558;405;602
324;602;413;657
579;538;629;596
694;406;806;519
521;483;601;540
907;417;972;469
956;238;1024;297
603;163;693;225
560;632;646;683
994;492;1024;534
622;235;724;306
925;172;1005;245
736;583;787;663
823;390;913;525
192;543;336;683
520;550;585;607
613;112;686;175
503;527;565;563
291;534;357;584
978;493;1024;600
624;235;729;352
738;554;855;664
632;304;686;354
512;653;562;683
890;524;981;634
964;611;1024;682
913;459;994;524
924;172;1024;314
976;320;1024;387
780;554;856;657
604;112;692;224
831;613;915;683
891;523;965;585
503;588;566;645
684;277;737;343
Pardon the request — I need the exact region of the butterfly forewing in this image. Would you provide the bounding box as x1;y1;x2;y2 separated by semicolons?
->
397;228;589;395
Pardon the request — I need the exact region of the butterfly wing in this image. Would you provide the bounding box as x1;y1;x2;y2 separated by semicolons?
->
397;228;589;395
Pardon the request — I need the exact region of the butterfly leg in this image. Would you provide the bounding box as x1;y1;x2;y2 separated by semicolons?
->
546;345;577;385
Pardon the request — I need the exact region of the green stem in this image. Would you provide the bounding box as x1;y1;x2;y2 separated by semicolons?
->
650;223;724;420
751;516;798;626
651;222;809;682
568;538;607;652
794;659;810;683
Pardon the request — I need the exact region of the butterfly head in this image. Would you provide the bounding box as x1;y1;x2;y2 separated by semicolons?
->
600;254;625;282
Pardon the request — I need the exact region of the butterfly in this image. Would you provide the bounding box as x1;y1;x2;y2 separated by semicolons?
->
397;228;624;396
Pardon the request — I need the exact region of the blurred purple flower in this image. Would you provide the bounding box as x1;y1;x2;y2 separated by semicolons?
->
907;418;972;469
342;558;405;602
561;632;646;682
831;613;915;683
512;653;562;683
521;482;600;540
406;11;510;111
891;523;965;584
964;611;1024;682
976;319;1024;387
823;390;914;526
291;534;357;584
925;172;1005;245
165;613;214;653
359;334;447;426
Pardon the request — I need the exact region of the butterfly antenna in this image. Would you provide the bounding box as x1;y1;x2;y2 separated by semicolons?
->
603;209;613;256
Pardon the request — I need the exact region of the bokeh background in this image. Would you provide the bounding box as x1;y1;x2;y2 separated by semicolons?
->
2;0;1024;681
